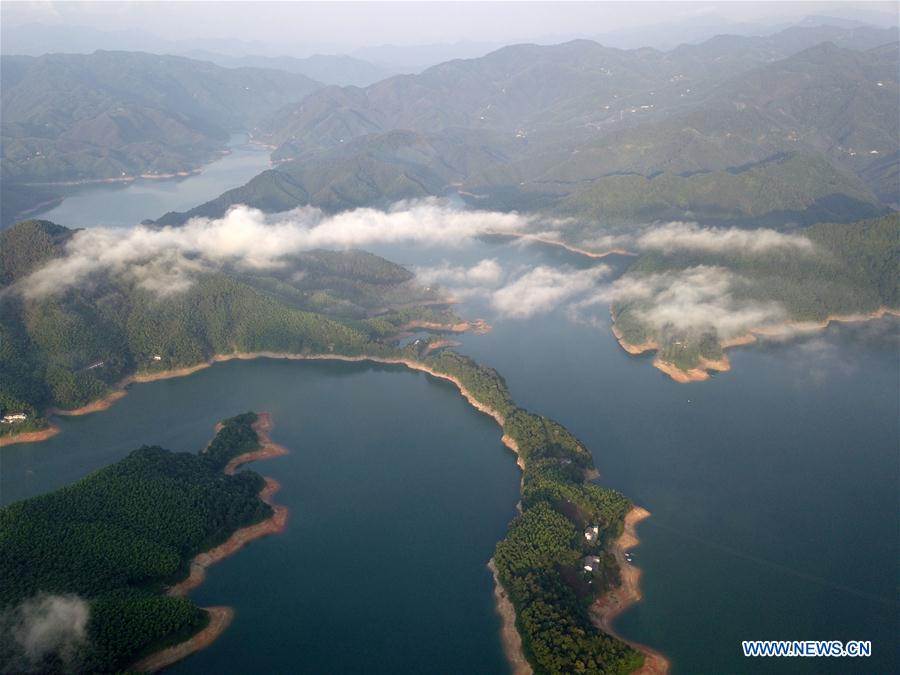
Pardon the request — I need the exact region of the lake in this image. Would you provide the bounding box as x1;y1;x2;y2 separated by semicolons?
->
1;229;897;672
32;135;271;229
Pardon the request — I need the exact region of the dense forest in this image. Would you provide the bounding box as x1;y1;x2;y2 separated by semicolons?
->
0;413;268;672
613;213;900;374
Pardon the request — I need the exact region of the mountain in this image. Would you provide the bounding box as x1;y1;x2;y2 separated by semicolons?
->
160;27;896;227
180;51;401;87
350;41;503;71
258;25;897;159
0;51;322;187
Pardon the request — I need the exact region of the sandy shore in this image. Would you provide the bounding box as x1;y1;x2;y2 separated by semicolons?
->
488;559;533;675
50;390;128;416
168;415;289;598
423;338;463;356
131;606;234;673
26;169;200;188
613;307;899;383
591;507;670;674
399;318;491;334
136;414;289;670
0;424;61;447
611;325;658;355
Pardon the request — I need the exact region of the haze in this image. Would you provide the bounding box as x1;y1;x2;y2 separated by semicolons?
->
3;1;898;62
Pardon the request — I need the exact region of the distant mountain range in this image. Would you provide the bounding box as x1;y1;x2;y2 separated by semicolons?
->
0;51;324;224
1;51;321;182
157;23;898;227
178;51;403;87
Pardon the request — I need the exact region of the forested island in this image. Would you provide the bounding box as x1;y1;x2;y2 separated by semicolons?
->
611;213;900;382
0;412;275;672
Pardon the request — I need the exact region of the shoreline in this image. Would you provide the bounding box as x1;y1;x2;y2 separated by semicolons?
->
591;507;670;674
11;349;536;670
0;423;61;447
21;351;526;470
136;413;289;671
131;607;234;673
613;307;900;383
398;318;491;334
24;169;201;188
488;559;533;675
168;414;289;598
5;352;585;674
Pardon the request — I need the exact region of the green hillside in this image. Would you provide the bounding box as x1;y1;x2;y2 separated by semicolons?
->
0;51;323;223
612;214;900;374
0;219;446;428
157;30;897;228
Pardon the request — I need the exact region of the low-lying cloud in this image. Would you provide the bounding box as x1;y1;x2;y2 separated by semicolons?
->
601;266;788;338
0;594;89;673
492;265;610;318
632;221;815;255
414;258;504;288
413;258;611;319
18;200;534;299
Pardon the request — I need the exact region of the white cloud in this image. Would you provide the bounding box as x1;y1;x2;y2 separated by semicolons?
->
414;258;504;287
633;221;815;255
1;594;89;671
602;265;788;338
491;265;610;319
19;199;534;299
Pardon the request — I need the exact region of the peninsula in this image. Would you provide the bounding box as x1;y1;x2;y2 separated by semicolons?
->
0;412;284;673
609;214;900;382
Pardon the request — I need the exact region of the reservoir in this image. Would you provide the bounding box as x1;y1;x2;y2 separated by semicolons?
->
1;230;896;672
31;135;271;229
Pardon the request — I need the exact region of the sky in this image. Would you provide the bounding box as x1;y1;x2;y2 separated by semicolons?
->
2;1;897;53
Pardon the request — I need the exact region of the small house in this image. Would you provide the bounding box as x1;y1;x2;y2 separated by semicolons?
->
584;525;600;543
2;412;28;424
582;555;602;573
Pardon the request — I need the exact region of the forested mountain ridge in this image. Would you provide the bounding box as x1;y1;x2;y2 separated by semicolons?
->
157;27;898;227
258;25;898;159
0;50;322;188
0;219;447;429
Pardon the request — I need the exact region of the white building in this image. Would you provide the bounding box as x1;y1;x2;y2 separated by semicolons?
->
582;555;602;573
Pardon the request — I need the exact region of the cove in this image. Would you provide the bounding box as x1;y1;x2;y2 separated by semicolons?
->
0;358;521;672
